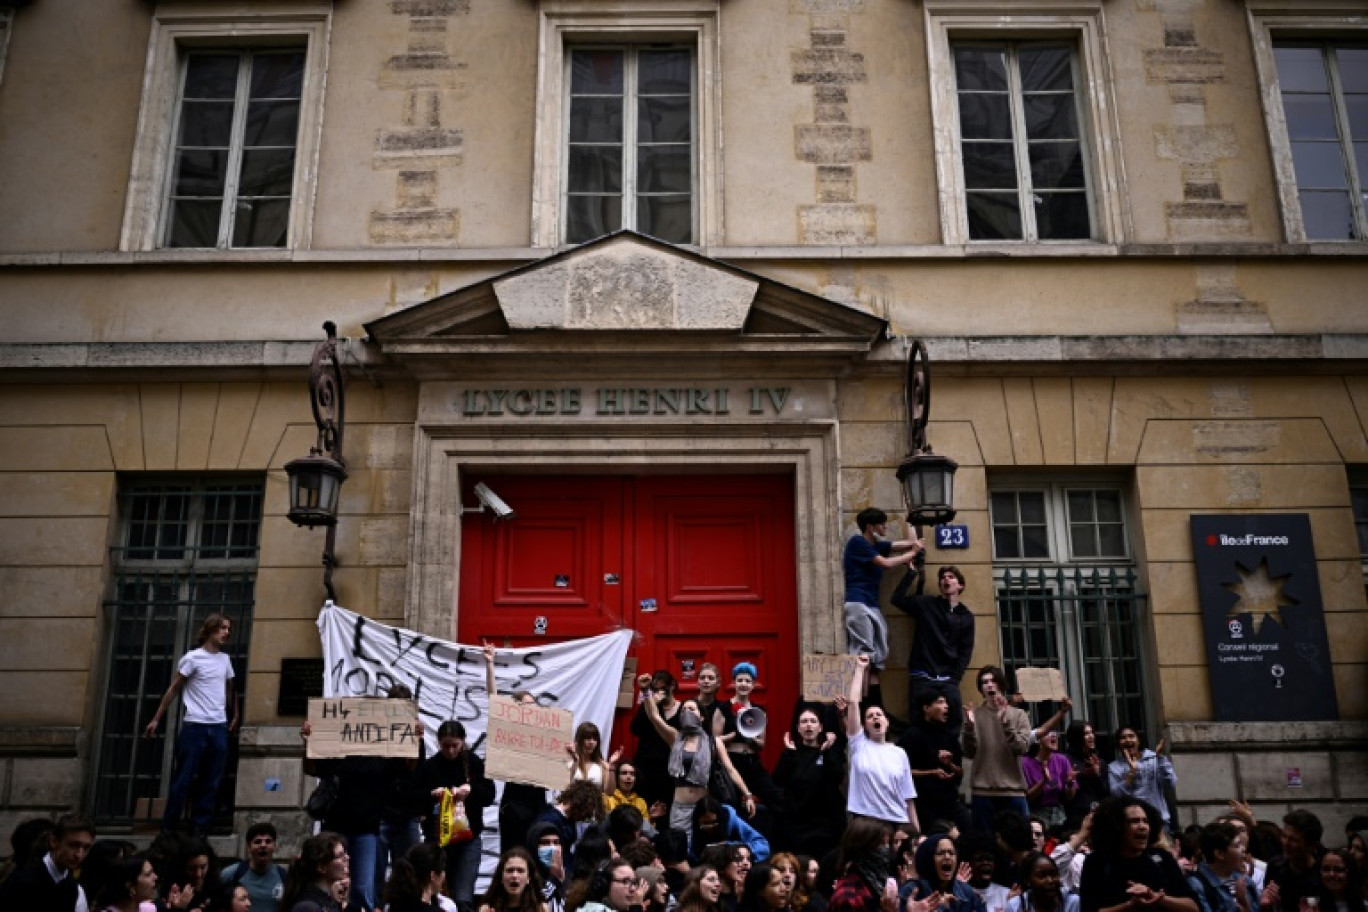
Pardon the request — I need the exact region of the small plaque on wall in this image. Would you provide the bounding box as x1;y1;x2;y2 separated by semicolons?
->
279;658;325;716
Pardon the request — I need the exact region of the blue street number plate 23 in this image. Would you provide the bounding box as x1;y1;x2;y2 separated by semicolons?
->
936;525;969;549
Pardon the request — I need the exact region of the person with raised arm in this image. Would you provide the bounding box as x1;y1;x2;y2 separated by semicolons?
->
842;509;924;707
637;672;755;839
844;656;918;830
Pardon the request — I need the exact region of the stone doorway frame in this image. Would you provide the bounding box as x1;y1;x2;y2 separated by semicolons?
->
404;419;843;659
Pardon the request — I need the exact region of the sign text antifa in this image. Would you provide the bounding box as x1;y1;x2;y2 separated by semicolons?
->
329;615;562;728
320;698;421;745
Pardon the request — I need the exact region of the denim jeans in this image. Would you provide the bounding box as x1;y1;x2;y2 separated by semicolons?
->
163;721;229;832
347;831;381;910
379;818;422;894
971;795;1031;834
441;835;484;912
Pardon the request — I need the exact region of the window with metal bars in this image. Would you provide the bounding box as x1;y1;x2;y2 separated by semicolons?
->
564;46;696;244
163;49;305;248
92;479;263;826
989;484;1149;756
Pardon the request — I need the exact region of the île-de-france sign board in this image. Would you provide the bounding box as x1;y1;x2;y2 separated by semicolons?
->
306;697;421;758
1190;514;1338;722
485;694;575;790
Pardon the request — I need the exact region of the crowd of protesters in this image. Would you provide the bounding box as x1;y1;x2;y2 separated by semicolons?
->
4;601;1365;912
5;652;1365;912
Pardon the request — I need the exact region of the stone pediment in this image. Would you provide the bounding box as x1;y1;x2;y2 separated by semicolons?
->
364;231;887;376
494;235;758;331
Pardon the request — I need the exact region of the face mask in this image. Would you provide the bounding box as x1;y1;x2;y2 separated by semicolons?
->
680;710;701;730
538;846;556;869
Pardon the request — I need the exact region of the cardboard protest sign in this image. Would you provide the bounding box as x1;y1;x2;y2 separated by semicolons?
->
486;694;575;790
801;654;859;701
1015;667;1067;702
306;697;421;758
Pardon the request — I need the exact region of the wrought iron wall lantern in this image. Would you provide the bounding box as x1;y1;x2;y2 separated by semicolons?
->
285;321;347;600
895;338;958;528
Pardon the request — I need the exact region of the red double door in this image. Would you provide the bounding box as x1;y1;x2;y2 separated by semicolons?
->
457;474;797;768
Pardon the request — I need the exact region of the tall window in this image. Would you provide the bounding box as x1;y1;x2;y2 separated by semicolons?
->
564;47;695;244
1272;44;1368;241
93;479;263;825
163;49;305;248
953;42;1091;241
990;483;1148;753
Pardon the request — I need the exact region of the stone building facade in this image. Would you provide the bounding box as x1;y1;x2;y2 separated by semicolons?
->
0;0;1365;853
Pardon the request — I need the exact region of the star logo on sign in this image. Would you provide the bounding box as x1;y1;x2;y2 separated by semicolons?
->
1223;558;1296;635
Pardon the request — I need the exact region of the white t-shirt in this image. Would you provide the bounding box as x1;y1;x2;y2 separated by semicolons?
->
846;729;916;823
976;882;1011;912
178;647;234;724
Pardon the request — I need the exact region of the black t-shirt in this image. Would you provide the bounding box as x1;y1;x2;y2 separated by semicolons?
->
699;698;735;740
897;721;962;817
1264;857;1321;912
1079;849;1195;912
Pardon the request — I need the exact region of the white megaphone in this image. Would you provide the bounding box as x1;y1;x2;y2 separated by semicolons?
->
736;706;767;740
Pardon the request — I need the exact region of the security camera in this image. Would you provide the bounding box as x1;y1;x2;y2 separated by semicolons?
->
472;482;517;521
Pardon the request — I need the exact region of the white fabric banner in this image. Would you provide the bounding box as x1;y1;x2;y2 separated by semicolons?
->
317;602;635;759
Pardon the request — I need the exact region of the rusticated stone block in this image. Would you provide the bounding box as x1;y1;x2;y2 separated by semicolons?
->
1166;201;1252;239
1238;751;1335;801
1177;300;1273;335
1155;125;1239;163
817;166;855;203
1171;752;1237;802
10;758;81;808
1145;47;1225;84
234;756;307;809
791;0;864;11
1165;26;1198;48
374;127;464;166
799;204;875;245
792;48;867;85
391;0;468;13
795;125;871;164
368;208;460;244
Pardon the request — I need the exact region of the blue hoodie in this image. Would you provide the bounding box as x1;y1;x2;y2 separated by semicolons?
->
690;803;770;863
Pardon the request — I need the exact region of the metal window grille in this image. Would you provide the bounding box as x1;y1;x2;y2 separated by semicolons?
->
995;565;1149;756
93;481;262;826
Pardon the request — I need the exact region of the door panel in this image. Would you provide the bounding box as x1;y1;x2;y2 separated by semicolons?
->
459;473;796;769
461;477;624;641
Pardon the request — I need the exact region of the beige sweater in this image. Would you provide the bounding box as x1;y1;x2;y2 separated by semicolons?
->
960;703;1031;796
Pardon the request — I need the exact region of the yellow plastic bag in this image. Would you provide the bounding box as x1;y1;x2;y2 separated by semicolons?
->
438;789;473;846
